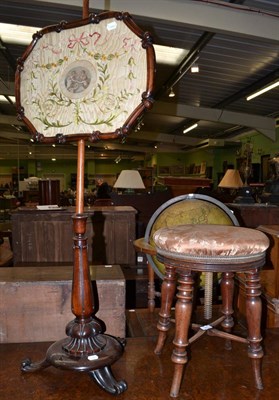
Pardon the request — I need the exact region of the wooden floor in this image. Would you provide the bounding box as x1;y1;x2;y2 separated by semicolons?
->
1;308;279;400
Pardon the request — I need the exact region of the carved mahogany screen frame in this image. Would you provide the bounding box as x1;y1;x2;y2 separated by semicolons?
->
15;11;155;144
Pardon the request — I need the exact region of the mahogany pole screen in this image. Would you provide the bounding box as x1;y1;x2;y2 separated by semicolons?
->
15;9;155;396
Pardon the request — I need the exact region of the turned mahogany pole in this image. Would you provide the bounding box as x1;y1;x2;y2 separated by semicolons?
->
75;0;89;214
65;3;95;351
76;139;85;214
83;0;89;18
69;138;95;326
70;0;90;320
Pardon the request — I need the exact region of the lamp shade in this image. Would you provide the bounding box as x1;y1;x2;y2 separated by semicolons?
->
218;169;243;189
114;170;145;189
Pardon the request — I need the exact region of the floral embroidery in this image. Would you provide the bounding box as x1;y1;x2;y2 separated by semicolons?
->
20;18;147;136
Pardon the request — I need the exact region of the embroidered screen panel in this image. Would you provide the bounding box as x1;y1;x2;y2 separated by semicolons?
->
15;11;155;143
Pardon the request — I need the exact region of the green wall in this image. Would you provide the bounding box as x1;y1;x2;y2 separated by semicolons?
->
0;157;145;190
153;127;279;188
0;127;278;190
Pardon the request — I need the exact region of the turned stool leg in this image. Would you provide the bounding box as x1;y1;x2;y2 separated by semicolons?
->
221;272;235;350
245;269;264;390
155;264;177;354
152;223;269;397
147;262;156;312
170;270;194;398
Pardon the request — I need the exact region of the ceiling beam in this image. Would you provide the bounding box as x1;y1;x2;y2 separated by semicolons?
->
154;31;215;99
0;105;275;144
0;115;24;125
33;0;279;43
0;122;199;156
92;140;185;154
152;101;276;140
130;131;200;146
0;115;200;146
0;141;185;160
0;81;14;96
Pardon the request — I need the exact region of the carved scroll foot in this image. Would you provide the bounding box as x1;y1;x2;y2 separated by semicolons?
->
21;335;127;395
21;357;51;372
89;365;127;394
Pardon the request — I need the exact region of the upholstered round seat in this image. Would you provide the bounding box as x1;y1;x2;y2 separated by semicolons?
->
152;223;269;398
153;224;270;268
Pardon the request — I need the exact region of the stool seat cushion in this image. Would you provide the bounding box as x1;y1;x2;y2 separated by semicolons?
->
153;224;269;265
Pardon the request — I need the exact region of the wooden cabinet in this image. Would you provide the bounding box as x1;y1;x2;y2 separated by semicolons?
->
227;203;279;228
224;205;279;328
11;206;137;265
157;176;212;197
237;224;279;329
0;265;125;343
111;190;172;230
257;225;279;300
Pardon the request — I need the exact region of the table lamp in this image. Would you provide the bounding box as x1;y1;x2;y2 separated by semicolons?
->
218;169;243;189
114;170;145;193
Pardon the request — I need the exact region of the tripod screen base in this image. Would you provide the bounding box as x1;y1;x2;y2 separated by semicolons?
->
21;335;127;395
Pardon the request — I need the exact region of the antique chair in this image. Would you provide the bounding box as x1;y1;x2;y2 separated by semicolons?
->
134;193;239;316
153;223;269;397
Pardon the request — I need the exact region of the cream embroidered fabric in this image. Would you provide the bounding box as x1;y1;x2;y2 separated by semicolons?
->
153;224;269;258
20;18;147;136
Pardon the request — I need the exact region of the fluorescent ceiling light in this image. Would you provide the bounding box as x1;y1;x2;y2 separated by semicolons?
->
183;123;198;134
191;64;199;73
169;87;175;98
154;44;188;65
246;80;279;101
0;23;39;45
0;23;188;66
0;95;15;103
